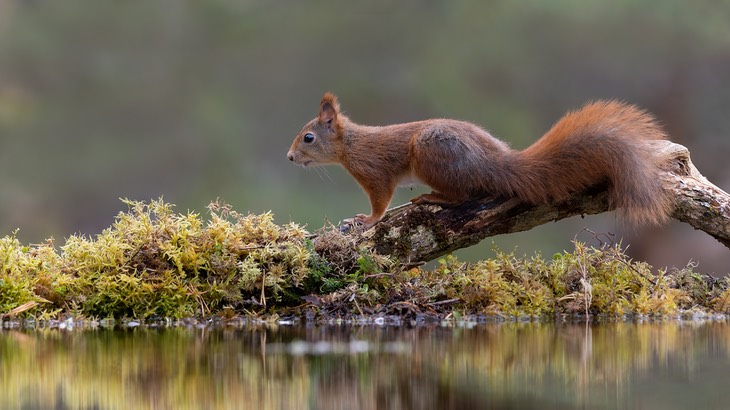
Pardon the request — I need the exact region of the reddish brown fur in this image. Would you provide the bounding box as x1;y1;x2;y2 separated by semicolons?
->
287;93;671;228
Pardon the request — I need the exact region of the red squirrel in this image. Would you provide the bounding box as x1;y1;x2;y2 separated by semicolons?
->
287;93;671;229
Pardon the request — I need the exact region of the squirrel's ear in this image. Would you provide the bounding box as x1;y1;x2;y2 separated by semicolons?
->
319;92;341;130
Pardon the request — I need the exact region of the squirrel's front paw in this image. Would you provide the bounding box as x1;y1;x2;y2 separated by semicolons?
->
340;215;362;233
340;214;376;232
356;214;381;229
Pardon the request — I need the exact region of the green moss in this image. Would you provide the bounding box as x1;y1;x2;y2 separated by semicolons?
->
0;233;58;315
2;199;314;320
437;251;555;317
0;199;724;322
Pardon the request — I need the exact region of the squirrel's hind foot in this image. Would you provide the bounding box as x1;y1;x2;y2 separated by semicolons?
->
411;191;466;207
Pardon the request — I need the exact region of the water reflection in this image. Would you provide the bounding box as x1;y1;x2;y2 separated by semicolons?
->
1;321;729;409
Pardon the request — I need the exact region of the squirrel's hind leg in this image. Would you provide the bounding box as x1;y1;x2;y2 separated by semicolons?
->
411;191;468;207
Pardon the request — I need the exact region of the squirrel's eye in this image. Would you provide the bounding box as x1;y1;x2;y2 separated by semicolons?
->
303;133;315;143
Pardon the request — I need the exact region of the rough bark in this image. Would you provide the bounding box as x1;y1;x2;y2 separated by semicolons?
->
316;141;730;268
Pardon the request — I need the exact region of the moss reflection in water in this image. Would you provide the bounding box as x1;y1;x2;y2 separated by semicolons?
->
1;322;730;409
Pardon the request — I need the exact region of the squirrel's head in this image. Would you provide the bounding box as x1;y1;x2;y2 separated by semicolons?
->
287;92;344;166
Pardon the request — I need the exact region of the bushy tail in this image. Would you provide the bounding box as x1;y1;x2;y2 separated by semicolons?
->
509;101;671;226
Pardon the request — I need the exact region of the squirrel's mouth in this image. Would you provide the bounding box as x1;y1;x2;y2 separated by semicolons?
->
294;157;313;166
288;152;313;167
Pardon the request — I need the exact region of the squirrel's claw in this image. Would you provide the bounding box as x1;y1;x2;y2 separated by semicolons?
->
340;214;375;233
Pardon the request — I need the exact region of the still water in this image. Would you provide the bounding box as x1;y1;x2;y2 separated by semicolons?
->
2;320;729;410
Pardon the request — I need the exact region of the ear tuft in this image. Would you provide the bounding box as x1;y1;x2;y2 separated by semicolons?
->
319;92;341;128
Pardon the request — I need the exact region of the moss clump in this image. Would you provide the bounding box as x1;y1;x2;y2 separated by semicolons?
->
2;199;329;320
425;243;710;318
0;234;60;315
432;253;555;317
0;199;726;322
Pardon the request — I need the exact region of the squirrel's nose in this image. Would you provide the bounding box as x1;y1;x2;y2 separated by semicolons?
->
287;151;294;161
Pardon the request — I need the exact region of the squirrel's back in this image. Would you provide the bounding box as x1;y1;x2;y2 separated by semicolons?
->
509;100;671;225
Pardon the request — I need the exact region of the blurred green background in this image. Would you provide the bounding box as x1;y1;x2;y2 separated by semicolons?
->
0;1;728;273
